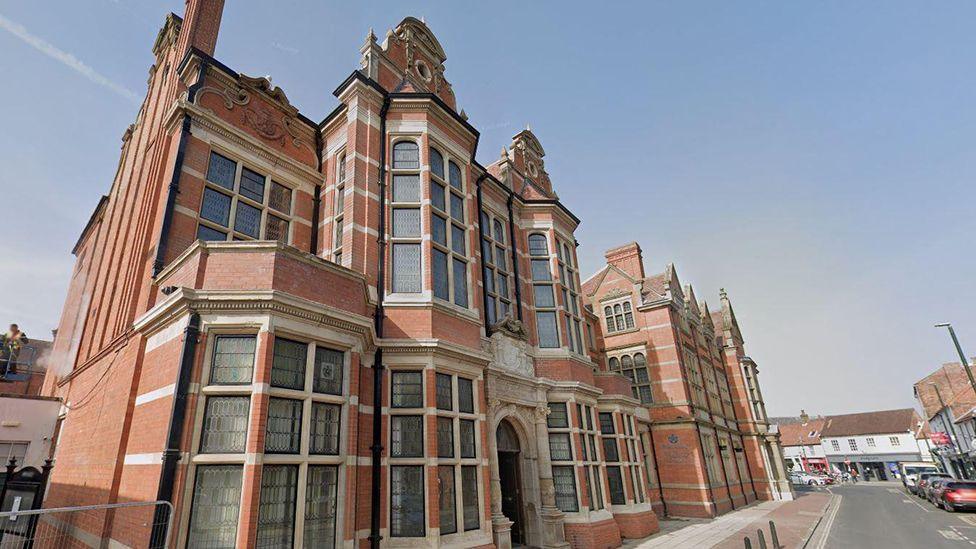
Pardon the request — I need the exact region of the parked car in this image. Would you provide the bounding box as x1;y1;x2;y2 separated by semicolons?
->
790;471;827;486
902;462;941;495
935;481;976;512
926;478;954;505
918;473;952;498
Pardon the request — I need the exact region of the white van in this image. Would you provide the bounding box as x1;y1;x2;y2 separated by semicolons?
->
901;462;942;494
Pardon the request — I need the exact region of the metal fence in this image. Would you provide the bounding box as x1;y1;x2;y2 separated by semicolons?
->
0;500;173;549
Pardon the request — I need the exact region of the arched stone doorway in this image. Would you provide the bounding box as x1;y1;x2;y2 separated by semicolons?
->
497;419;526;546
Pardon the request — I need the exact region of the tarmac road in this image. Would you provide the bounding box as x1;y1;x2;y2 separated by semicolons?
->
813;480;976;548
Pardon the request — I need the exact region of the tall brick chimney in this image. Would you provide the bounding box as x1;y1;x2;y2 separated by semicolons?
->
177;0;225;56
604;242;645;280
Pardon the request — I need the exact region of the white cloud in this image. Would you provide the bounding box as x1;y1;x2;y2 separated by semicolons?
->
0;14;141;104
271;41;299;55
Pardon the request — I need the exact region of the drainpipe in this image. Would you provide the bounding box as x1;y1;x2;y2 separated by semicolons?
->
150;312;200;548
152;61;208;277
368;96;391;549
311;128;323;255
506;193;523;321
475;174;492;327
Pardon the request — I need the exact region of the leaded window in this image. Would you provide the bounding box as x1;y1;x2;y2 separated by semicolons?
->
392;371;423;408
461;466;480;530
198;150;292;243
430;147;468;307
313;347;343;395
187;465;243;548
391;466;425;537
436;372;453;411
271;338;306;390
200;396;249;453
438;417;455;458
310;403;340;455
391;416;424;457
481;211;512;324
304;465;339;548
439;466;457;535
552;466;579;512
332;152;347;264
459;419;476;458
265;398;302;454
549;433;573;461
607;466;625;505
458;377;474;413
530;232;559;348
391;141;422;293
556;239;584;354
548;402;569;428
256;465;298;549
604;300;635;334
609;352;653;404
209;335;256;385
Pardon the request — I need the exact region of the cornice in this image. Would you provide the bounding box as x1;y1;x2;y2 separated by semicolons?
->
380;338;491;365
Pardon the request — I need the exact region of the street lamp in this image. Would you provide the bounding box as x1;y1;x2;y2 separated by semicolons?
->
935;323;976;396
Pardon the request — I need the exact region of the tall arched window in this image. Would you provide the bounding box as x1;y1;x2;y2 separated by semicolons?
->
622;302;635;329
604;306;616;333
529;233;558;348
429;147;468;307
333;152;347;264
610;352;653;404
609;357;620;371
481;211;511;324
390;141;421;293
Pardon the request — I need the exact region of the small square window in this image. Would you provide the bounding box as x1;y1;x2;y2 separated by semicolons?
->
197;224;227;242
209;335;255;385
240;167;266;203
392;371;423;408
603;438;619;462
531;259;552;281
393;208;421;237
206;152;237;190
451;225;466;255
201;188;232;227
265;215;289;242
599;412;615;435
450;193;464;222
391;416;424;457
549;433;573;461
269;182;292;214
393;174;420;202
391;244;421;293
200;396;249;453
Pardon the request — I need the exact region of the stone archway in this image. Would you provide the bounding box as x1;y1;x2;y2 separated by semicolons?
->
488;405;543;549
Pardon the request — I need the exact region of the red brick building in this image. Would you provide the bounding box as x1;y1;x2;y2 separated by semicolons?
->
40;2;787;547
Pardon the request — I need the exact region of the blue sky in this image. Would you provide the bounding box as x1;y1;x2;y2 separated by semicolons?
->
1;1;974;416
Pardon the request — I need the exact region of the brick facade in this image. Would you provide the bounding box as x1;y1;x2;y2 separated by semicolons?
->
40;2;786;548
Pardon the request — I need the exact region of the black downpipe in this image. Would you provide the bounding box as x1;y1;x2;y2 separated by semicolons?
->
474;175;492;327
506;194;523;320
311;128;323;255
369;96;391;549
715;431;736;510
150;312;200;548
152;61;208;277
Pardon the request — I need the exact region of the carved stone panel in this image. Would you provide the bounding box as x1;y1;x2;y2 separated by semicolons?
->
489;329;533;378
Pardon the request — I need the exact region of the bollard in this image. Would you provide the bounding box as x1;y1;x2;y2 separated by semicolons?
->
758;529;767;549
769;520;781;549
744;536;752;549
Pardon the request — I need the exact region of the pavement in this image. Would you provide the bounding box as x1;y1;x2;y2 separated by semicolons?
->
625;488;832;548
810;480;976;548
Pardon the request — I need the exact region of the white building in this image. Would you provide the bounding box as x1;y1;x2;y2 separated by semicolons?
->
778;416;828;473
820;408;932;480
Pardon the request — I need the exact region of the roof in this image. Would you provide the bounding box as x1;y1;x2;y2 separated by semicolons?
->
641;272;667;301
777;419;826;447
820;408;920;437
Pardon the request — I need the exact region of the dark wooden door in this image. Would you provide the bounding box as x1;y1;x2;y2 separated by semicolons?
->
498;451;525;546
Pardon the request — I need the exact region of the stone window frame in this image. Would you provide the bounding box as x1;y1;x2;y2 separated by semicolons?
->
434;372;482;537
197;148;295;243
480;208;512;325
546;401;579;513
602;298;634;335
574;402;606;512
620;414;646;503
390;138;424;295
529;232;560;349
183;327;350;548
701;431;722;488
332;148;348;265
607;350;653;405
387;368;427;538
428;143;470;309
556;239;585;356
682;347;708;410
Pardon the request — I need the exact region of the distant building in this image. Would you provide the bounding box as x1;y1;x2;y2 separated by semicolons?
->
913;361;976;479
775;412;827;473
819;409;933;480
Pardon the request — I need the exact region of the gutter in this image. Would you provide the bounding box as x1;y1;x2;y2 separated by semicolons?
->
152;60;208;277
368;95;392;549
150;312;199;548
311;128;323;255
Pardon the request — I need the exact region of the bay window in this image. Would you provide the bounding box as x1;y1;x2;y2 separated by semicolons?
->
481;212;512;324
529;233;559;348
429;147;469;307
391;141;422;293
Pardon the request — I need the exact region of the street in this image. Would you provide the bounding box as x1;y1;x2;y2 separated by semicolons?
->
811;481;976;548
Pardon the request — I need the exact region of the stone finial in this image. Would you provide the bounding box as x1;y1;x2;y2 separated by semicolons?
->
500;146;509;162
366;27;376;43
719;287;728;299
459;108;468;121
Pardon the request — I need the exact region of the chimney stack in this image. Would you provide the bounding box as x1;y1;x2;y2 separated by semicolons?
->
604;242;645;280
177;0;226;56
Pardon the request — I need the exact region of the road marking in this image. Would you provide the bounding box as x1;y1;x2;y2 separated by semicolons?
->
811;494;843;549
888;488;902;494
940;530;965;541
904;496;930;513
960;515;976;527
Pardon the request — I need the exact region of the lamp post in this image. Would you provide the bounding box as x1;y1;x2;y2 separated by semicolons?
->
936;323;976;395
930;382;963;478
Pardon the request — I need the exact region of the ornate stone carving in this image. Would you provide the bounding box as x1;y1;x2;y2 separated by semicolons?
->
534;405;551;423
489;328;533;378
